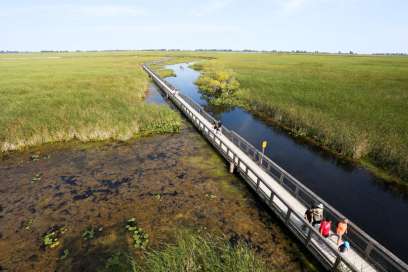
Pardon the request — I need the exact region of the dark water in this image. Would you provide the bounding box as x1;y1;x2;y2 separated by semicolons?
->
164;63;408;263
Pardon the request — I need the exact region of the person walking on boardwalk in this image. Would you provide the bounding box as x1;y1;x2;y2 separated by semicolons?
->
336;218;348;245
213;121;218;132
213;120;222;134
302;206;314;231
304;206;313;224
319;218;332;238
338;240;350;253
312;203;324;227
216;120;223;134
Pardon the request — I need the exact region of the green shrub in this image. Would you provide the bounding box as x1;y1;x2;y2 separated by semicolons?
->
196;69;240;98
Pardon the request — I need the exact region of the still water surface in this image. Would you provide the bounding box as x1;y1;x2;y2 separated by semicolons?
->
164;63;408;262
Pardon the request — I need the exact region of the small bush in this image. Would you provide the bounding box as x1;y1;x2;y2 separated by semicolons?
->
196;69;240;102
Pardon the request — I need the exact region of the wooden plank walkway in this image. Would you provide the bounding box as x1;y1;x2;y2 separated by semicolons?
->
143;64;408;272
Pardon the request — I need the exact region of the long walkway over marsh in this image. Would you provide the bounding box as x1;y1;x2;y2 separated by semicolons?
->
143;64;408;272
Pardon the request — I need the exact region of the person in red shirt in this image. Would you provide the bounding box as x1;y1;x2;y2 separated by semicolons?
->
319;218;332;238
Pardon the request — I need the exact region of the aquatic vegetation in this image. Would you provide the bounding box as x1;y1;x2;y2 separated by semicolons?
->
31;173;42;183
154;193;161;201
125;218;149;250
30;154;40;161
42;226;67;249
195;68;240;106
60;249;70;260
82;228;95;241
23;218;34;230
100;251;138;272
205;192;217;199
97;232;270;272
142;231;270;272
82;226;103;241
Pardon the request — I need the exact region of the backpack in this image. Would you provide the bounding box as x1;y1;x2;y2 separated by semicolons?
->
312;207;323;222
320;220;331;237
339;241;350;253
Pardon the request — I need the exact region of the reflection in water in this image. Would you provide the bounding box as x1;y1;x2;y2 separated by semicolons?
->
165;63;408;262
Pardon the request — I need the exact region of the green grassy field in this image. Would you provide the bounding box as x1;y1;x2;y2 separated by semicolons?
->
0;52;182;152
192;53;408;182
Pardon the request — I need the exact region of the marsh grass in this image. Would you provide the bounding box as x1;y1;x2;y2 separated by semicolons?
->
195;68;240;106
193;54;408;182
0;52;181;151
141;231;270;272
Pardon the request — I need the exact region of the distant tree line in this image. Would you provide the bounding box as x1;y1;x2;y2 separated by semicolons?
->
1;49;407;56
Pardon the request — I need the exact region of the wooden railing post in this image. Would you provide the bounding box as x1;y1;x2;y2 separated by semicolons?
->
364;241;374;260
268;192;275;206
332;255;341;271
285;208;292;223
279;172;284;184
256;177;261;191
305;227;313;246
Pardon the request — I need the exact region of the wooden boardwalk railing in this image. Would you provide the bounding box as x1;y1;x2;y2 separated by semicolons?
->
143;64;408;272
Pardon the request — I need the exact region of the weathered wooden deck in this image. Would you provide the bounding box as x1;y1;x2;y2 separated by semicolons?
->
143;64;408;272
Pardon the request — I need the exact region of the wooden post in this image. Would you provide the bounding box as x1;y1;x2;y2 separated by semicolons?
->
305;228;313;246
229;161;235;173
332;256;341;271
260;140;267;165
364;241;374;260
285;209;292;223
256;178;261;191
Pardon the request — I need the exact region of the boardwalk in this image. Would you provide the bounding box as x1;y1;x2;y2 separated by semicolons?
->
143;64;408;272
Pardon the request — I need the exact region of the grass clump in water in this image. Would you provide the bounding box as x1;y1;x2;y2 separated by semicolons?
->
195;68;240;106
142;231;270;272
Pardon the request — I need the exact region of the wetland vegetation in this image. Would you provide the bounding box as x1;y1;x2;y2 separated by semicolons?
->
190;53;408;184
2;50;406;270
0;122;315;271
0;52;181;153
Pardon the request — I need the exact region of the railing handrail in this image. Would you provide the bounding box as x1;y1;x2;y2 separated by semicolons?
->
143;64;408;272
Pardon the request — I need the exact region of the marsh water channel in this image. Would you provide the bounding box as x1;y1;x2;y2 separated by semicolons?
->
163;63;408;263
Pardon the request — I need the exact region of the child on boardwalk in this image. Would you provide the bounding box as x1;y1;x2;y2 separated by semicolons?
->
339;240;350;253
319;218;332;238
336;218;348;245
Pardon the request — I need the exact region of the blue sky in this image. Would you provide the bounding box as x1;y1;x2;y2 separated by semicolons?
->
1;0;407;53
